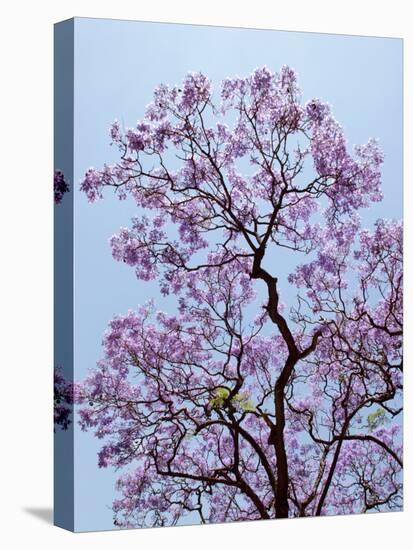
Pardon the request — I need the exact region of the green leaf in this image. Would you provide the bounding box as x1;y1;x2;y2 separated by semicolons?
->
239;399;256;412
210;387;230;409
209;387;256;412
367;408;387;431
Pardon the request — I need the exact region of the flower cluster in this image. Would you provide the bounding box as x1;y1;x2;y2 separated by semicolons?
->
54;367;83;431
54;170;69;204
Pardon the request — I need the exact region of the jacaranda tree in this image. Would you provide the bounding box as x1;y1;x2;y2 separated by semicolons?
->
78;66;403;527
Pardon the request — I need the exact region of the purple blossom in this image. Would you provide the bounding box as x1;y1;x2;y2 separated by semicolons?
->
54;170;69;204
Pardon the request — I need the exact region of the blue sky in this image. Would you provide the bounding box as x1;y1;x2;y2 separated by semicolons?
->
71;17;402;531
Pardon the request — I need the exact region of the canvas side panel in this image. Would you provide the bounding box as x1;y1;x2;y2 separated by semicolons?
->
54;18;75;532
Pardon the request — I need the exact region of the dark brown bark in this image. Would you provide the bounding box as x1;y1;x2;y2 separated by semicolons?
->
315;437;345;516
251;244;322;518
251;246;296;518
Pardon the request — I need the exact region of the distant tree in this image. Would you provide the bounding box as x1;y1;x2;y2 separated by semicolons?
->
79;66;402;526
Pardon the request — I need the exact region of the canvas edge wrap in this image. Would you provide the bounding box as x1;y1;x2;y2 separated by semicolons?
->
54;18;75;532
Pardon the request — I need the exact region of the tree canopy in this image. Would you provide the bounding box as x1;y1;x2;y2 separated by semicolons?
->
76;66;402;527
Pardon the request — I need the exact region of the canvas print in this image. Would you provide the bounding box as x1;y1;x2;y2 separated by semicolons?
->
54;18;403;532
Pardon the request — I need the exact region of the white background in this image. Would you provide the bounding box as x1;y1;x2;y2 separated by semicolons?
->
0;0;411;548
